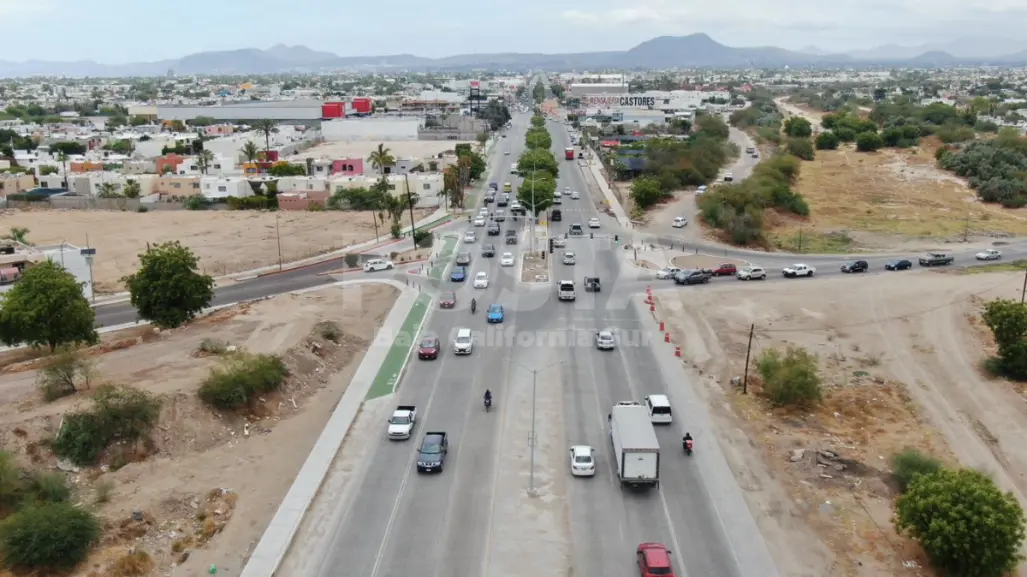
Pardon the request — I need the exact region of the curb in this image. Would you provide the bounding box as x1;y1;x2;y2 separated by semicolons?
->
239;279;415;577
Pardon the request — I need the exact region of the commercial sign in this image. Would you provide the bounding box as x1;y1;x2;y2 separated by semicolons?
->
470;81;480;88
584;95;656;108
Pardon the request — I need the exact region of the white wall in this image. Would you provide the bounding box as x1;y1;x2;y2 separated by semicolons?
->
200;177;252;199
321;118;420;142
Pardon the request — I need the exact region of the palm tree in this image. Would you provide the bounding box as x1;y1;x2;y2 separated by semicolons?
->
367;143;395;176
123;180;142;199
254;119;278;158
241;140;259;165
57;151;68;189
97;182;122;198
1;227;30;244
443;165;462;209
196;149;215;175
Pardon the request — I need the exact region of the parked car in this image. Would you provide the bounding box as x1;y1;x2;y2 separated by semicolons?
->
712;263;737;276
656;267;681;280
976;249;1002;261
840;260;868;273
674;269;710;285
885;259;912;271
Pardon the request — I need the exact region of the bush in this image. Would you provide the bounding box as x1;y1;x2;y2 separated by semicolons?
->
855;131;883;152
136;206;148;213
390;222;402;239
317;321;341;343
183;196;207;211
757;346;822;407
939;136;1027;207
36;347;95;402
343;253;360;268
51;385;162;467
630;176;669;209
891;448;944;492
786;138;815;161
815;131;839;150
198;337;229;355
0;452;22;511
0;502;100;570
198;354;289;410
23;472;70;505
896;468;1026;577
413;230;433;248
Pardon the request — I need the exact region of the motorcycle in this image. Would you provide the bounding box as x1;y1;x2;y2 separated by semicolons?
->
683;438;693;456
471;300;477;314
484;397;492;412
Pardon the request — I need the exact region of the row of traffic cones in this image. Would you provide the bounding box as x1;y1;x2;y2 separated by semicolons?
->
645;286;681;357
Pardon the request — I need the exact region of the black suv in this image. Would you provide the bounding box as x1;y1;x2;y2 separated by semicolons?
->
551;209;562;222
455;252;471;266
505;230;518;244
416;432;448;473
841;260;868;273
481;244;496;257
487;222;501;236
497;195;509;207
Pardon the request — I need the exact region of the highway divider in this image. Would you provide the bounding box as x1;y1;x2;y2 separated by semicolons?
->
239;279;418;577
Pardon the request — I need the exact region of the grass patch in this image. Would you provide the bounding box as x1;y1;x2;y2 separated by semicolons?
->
198;353;289;411
198;338;231;355
94;479;115;504
770;229;855;254
316;321;341;343
108;548;154;576
0;502;100;571
956;259;1027;275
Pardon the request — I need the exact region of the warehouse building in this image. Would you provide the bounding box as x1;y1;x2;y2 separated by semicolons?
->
157;100;327;122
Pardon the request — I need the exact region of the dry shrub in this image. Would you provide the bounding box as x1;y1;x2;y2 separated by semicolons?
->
109;548;154;576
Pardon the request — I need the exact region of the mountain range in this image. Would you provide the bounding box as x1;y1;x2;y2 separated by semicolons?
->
2;35;1027;78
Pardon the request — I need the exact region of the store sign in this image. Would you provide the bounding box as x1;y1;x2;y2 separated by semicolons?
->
584;95;656;108
470;81;480;88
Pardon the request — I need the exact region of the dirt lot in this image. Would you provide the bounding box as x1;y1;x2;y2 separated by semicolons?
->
655;270;1027;577
0;208;432;293
0;284;398;577
297;140;474;162
768;141;1027;253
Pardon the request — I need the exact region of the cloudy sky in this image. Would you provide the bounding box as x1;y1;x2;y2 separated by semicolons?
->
3;0;1027;61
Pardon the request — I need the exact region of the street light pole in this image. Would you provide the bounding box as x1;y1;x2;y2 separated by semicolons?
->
529;160;537;253
516;359;562;497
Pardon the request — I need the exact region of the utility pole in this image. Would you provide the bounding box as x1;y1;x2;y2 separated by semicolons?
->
275;213;283;271
529;160;537;253
1021;269;1027;305
516;359;562;497
742;324;755;394
404;172;417;244
963;207;971;243
797;227;803;254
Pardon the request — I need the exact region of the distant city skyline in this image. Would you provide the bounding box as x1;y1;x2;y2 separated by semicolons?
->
2;0;1027;62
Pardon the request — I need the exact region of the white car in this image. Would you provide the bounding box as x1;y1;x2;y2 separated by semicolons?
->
464;231;477;244
976;249;1002;261
696;185;708;195
782;263;815;278
500;252;515;266
473;216;486;227
473;272;489;288
656;267;681;280
736;266;767;280
570;191;580;200
672;216;687;228
564;186;571;194
569;445;596;477
588;218;601;229
595;330;616;350
504;150;510;155
553;237;567;248
478;207;489;217
363;259;394;272
563;252;576;265
510;167;519;174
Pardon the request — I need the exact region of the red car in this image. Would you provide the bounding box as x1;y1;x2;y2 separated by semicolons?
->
418;336;440;360
712;263;737;276
637;543;674;577
439;291;456;309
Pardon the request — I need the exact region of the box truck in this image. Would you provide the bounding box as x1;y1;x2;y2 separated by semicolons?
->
610;404;660;489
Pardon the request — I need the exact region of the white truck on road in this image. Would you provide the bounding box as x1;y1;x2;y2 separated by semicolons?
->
558;280;576;301
387;405;417;440
610;404;661;489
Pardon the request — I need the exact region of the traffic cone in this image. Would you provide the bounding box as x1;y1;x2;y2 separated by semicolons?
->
659;321;665;332
664;332;670;343
674;346;681;357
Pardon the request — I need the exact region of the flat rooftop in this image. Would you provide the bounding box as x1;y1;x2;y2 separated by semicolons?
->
292;140;475;161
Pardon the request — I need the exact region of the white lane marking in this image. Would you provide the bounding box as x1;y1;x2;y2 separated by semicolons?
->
368;350;451;577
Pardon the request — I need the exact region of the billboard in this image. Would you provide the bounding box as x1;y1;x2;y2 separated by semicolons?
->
470;81;480;88
583;95;656;108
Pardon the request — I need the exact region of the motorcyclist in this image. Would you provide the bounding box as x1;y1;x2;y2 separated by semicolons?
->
484;389;493;402
471;298;477;314
682;432;693;449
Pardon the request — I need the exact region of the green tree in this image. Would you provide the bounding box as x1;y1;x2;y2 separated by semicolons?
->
0;502;100;570
50;141;86;156
254;119;277;156
517;172;556;215
368;143;395;176
268;163;306;177
982;299;1027;379
815;131;840;150
123;241;215;329
0;261;97;351
783;116;813;138
530;115;546;129
630;176;669;209
695;114;730;140
96;182;122;198
896;468;1026;577
855;131;883;152
241;140;260;165
517;148;559;180
757;346;822;407
786;137;815;161
891;448;944;493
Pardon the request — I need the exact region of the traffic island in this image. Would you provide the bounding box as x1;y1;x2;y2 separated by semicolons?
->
428;236;459;281
520;253;550;283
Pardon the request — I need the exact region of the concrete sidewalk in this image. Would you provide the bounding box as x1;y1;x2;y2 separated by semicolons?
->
240;279;418;577
578;151;632;229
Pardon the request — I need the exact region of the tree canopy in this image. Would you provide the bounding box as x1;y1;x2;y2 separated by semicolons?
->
123;242;215;329
0;261;97;351
516;171;556;216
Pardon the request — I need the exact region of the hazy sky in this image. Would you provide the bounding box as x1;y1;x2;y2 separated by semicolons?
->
3;0;1027;61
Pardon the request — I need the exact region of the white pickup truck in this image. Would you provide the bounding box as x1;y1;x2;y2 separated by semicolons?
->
782;263;816;278
387;405;417;440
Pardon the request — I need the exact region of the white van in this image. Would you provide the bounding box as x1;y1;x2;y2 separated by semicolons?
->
453;328;474;355
644;394;673;424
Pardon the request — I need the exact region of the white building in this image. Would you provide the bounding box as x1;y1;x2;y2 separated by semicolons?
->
176;154;238;176
200;176;251;199
321;118;421;142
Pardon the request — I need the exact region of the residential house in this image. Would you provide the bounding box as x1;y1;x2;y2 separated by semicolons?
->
0;173;35;196
156;175;201;197
37;175;65;190
333;157;363;175
200;176;251;199
176;154;237;176
277;176;331;194
278;190;330;211
122;159;157;175
155;154;185;175
70;160;105;173
328;173;441;208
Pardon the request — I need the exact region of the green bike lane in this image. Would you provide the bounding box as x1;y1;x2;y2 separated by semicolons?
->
366;235;458;400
